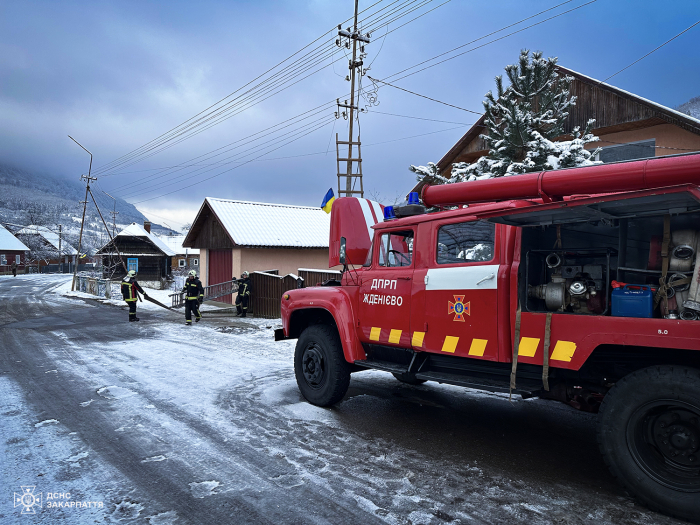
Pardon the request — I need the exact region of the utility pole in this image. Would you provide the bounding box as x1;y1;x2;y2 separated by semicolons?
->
102;190;119;237
68;135;95;291
335;0;370;198
58;224;62;273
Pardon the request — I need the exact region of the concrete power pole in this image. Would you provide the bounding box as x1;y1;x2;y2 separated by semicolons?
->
335;0;370;198
68;135;96;291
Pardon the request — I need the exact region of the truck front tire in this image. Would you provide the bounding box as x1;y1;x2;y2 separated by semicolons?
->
597;365;700;523
294;325;350;407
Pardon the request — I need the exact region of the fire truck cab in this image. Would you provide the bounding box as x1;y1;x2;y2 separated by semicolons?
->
276;153;700;522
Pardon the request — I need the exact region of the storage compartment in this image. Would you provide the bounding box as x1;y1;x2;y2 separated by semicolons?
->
519;210;700;320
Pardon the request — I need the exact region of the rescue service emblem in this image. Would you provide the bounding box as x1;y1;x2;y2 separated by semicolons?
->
448;295;470;321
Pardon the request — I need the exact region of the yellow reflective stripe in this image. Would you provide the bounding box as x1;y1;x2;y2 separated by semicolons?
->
369;327;381;341
388;329;402;344
551;341;577;362
412;331;425;347
186;297;198;300
441;336;459;353
518;337;540;358
468;339;488;356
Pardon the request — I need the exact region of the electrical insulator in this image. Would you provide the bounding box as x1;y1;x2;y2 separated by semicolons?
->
345;75;350;81
360;46;364;52
336;39;340;46
345;41;350;49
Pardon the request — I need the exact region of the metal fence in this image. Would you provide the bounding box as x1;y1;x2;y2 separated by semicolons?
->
75;275;121;299
169;279;239;308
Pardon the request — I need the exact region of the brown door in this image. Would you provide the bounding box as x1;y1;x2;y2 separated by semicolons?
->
208;249;233;303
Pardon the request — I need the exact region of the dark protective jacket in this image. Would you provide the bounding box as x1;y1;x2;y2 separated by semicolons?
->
121;276;145;302
182;277;204;301
237;277;252;298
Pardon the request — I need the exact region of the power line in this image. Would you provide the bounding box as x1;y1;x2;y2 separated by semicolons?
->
129;118;336;205
381;0;597;84
367;110;471;125
95;0;442;177
368;77;483;114
93;0;389;175
600;19;700;83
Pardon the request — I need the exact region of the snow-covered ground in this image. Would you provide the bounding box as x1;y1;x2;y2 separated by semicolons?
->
1;275;682;524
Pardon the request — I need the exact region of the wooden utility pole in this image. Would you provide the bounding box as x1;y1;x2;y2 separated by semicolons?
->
335;0;370;198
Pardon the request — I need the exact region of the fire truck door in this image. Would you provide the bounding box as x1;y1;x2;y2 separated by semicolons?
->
421;220;499;361
358;229;414;348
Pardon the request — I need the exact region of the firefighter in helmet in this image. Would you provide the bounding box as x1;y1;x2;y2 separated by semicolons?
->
121;270;147;322
182;269;204;325
235;271;252;317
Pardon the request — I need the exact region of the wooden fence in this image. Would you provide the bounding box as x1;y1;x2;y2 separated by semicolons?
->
250;271;303;319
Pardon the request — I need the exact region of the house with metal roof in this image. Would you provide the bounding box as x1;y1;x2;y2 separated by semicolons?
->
0;223;29;275
183;198;332;294
156;234;201;272
432;65;700;184
96;222;176;288
14;224;78;271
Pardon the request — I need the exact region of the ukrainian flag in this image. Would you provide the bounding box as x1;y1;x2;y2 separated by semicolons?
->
321;188;335;214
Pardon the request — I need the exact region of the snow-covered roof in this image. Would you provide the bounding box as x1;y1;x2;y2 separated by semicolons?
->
115;223;177;256
15;225;77;255
155;234;200;256
205;198;330;248
0;224;29;251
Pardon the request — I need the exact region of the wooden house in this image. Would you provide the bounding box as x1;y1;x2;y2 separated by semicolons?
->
14;225;78;270
0;223;29;275
183;198;332;302
435;66;700;179
96;222;175;288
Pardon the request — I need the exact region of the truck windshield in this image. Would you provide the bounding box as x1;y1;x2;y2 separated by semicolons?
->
378;230;414;267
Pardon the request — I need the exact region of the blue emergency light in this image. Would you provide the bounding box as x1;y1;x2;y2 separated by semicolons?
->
383;206;396;220
407;192;420;205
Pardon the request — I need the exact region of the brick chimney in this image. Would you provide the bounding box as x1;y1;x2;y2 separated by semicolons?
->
143;221;151;233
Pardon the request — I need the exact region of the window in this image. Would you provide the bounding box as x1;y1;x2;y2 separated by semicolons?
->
437;221;495;264
16;255;21;264
127;258;138;272
0;254;6;265
597;139;656;163
378;230;414;267
193;259;199;266
178;259;186;267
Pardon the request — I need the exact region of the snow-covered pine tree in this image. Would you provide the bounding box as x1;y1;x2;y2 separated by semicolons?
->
411;50;600;186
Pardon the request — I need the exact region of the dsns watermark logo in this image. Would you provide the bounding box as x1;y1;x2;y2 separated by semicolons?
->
14;486;42;515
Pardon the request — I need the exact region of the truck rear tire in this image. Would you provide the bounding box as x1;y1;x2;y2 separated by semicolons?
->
597;365;700;523
294;324;350;407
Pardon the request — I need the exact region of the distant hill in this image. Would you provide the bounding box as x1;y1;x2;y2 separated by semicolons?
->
0;163;175;255
676;96;700;120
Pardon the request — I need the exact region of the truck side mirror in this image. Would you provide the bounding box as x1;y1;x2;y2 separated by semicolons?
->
339;237;346;265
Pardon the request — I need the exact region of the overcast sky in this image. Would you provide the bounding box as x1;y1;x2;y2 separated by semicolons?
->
1;0;699;229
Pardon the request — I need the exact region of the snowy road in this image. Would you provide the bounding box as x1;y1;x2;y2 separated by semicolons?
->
1;275;682;524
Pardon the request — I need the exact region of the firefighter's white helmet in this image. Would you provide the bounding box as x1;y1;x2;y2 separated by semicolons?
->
241;271;249;278
188;270;197;277
127;270;136;277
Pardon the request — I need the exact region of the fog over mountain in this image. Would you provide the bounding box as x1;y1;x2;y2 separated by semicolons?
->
0;163;176;255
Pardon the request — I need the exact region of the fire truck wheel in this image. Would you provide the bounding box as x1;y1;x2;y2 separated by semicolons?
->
392;372;426;385
294;324;351;407
597;365;700;522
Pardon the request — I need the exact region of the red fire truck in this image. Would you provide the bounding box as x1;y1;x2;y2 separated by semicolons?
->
276;153;700;522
